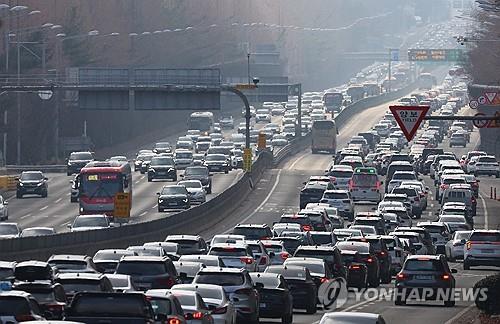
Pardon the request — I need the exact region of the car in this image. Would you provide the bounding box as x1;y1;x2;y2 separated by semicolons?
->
464;230;500;269
134;153;155;172
0;290;46;322
348;236;392;284
178;255;226;268
174;149;194;170
12;281;67;319
208;243;257;272
165;234;208;255
380;235;407;274
0;194;8;220
340;250;368;289
261;240;290;265
16;171;48;198
54;273;114;302
115;256;179;290
395;255;457;306
246;240;272;272
320;312;387;324
152;142;172;154
173;261;204;284
352;216;386;235
449;132;467;147
13;260;54;282
293;245;346;279
66;151;94;175
171;283;236;324
157;185;191;212
0;222;20;239
417;222;451;255
387;171;418;194
126;245;168;257
203;154;230;174
441;184;476;216
308;231;336;246
300;181;334;210
255;109;271;123
64;291;156;323
229;149;244;169
320;189;354;221
177;180;206;204
284;257;336;289
298;209;332;232
473;155;499;177
391;186;423;218
68;214;111;232
147;156;177;182
438;215;470;232
143;242;181;260
219;115;234;129
265;264;317;314
250;272;293;323
144;290;187;323
48;254;100;274
183;166;212;194
445;230;471;262
336;241;380;287
232;224;273;240
193;267;259;323
393;227;434;254
92;249;136;274
19;227;55;237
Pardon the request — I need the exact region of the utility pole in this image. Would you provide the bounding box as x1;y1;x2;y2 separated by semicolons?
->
387;48;392;93
16;14;21;165
247;53;251;85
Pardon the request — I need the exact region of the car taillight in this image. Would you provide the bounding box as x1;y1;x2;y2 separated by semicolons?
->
348;180;353;190
378;251;386;257
441;273;451;280
330;176;337;183
396;273;407;281
155;277;175;288
168;318;182;324
259;256;268;265
466;241;472;250
350;264;361;270
212;306;228;314
46;304;64;312
280;252;289;260
192;312;204;320
235;288;254;296
302;225;312;231
365;257;373;263
320;277;329;283
471;196;476;204
240;257;254;264
15;315;36;322
414;196;420;201
440;184;448;189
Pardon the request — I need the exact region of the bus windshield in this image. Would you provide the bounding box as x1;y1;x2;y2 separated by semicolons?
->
81;173;123;198
188;115;212;132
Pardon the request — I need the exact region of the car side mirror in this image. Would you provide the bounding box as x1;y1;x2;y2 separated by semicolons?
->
156;192;160;196
3;201;7;205
67;224;72;229
44;177;48;181
180;174;184;178
460;239;466;244
209;173;214;177
451;269;458;274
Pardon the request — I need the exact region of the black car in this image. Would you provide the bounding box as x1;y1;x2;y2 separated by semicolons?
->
284;257;335;289
395;255;457;306
265;265;317;314
271;237;303;255
66;151;94;176
13;281;68;319
115;256;179;291
337;241;380;287
182;166;212;194
340;250;368;289
157;185;191;212
293;245;347;280
16;171;48;198
232;224;273;240
250;272;293;323
14;261;54;282
147;156;177;182
203;153;230;174
348;236;392;284
299;181;334;209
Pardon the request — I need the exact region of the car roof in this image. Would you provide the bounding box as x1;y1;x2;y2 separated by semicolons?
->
166;235;200;241
198;266;245;274
295;245;337;251
119;256;168;262
235;223;269;228
210;243;248;249
406;255;441;261
56;273;104;280
49;254;89;261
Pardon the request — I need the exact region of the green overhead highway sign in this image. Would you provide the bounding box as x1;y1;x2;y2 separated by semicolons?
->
408;49;465;62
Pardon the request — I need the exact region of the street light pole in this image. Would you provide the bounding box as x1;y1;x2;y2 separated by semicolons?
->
247;53;251;85
16;15;21;165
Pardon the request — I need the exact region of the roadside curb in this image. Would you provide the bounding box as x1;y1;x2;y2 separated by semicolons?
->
452;306;500;324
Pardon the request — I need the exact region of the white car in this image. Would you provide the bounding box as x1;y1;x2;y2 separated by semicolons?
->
380;235;407;273
178;180;206;204
208;243;257;272
174;149;194;169
255;109;271;123
473;155;499;177
272;223;302;236
464;230;500;270
445;230;471;261
0;195;8;221
68;214;111;232
0;223;20;239
320;189;354;221
325;165;353;190
320;312;387;324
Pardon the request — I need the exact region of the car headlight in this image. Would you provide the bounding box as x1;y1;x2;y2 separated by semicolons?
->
158;199;164;203
149;168;155;173
18;183;23;187
183;198;188;202
67;162;73;166
37;182;43;186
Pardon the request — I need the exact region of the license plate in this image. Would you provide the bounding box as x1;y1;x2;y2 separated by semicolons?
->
26;188;35;192
482;249;493;253
259;303;267;308
415;275;432;280
168;202;178;206
157;172;166;175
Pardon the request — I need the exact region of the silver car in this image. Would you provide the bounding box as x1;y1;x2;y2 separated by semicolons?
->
208;243;257;272
170;290;214;323
445;230;471;261
178;180;206;204
172;283;237;324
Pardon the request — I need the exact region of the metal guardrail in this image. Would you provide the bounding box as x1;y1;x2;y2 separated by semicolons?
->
5;165;67;173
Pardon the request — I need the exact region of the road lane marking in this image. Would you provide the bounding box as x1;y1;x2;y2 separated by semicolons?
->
288;152;309;170
152;204;158;209
443;303;474;324
21;214;31;219
139;211;147;217
40;206;48;211
66;193;70;196
223;169;282;234
55;198;62;203
479;194;489;229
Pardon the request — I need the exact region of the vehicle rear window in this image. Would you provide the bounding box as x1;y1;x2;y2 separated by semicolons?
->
57;279;101;293
478;157;497;163
313;120;335;129
149;297;172;315
71;295;151;317
447;191;466;199
420;225;446;234
167;240;198;251
279;239;301;252
443;178;465;185
209;247;247;257
337;243;369;253
470;232;500;242
0;297;30;315
116;262;166;276
48;260;87;271
404;259;443;271
352;174;377;187
266;267;307;279
294;250;335;263
392;188;417;197
233;227;269;239
195;273;244;286
0;268;14;279
323;192;348;199
280;217;309;225
286;262;325;275
251;275;280;288
173;293;196;306
310;233;333;245
328;170;353;178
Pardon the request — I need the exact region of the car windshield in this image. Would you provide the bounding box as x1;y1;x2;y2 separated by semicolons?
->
116;262;166;276
0;225;19;235
206;155;225;161
151;157;174;166
70;152;93;160
404;259;444;271
74;216;108;228
161;186;186;195
0;297;30;315
195;273;244;286
20;172;43;180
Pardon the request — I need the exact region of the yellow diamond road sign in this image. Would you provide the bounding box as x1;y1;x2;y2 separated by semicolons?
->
235;84;257;90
